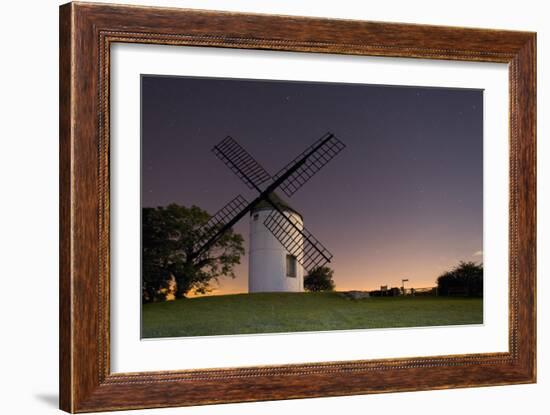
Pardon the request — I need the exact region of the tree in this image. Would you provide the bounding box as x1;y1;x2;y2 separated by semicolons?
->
437;261;483;297
304;266;335;292
142;204;245;302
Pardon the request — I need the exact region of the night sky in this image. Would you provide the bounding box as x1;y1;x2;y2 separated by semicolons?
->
141;75;483;295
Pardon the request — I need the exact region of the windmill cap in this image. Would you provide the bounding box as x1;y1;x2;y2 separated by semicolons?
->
251;192;303;220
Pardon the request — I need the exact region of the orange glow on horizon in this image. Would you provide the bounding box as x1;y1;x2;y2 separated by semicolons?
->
191;253;482;297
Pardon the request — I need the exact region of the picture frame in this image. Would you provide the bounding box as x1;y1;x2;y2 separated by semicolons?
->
59;2;536;412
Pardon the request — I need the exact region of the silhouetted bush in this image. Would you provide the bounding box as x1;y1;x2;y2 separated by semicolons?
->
304;266;335;292
437;261;483;297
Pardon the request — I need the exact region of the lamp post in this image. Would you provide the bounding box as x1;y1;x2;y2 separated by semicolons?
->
401;278;409;296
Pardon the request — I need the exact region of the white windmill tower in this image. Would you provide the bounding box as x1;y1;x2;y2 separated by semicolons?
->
190;133;345;294
249;193;304;293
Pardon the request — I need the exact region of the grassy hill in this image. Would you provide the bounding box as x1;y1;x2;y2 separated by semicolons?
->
142;292;483;338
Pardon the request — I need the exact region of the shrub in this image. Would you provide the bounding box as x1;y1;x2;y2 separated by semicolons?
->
304;266;335;292
437;261;483;297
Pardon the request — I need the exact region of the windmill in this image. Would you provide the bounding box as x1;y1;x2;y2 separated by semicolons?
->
191;132;346;292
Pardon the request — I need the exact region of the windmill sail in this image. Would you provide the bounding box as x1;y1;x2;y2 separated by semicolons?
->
193;194;250;261
212;136;271;190
263;209;333;272
192;132;345;270
272;132;346;197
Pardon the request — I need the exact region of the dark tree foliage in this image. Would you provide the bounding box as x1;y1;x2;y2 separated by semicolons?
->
142;204;245;302
304;266;336;292
437;261;483;297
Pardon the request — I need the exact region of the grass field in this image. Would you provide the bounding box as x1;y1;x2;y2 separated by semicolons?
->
142;292;483;338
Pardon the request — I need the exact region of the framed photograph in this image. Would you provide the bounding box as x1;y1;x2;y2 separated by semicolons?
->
59;2;536;412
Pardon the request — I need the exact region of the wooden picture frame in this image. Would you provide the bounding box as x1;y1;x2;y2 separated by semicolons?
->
59;2;536;412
